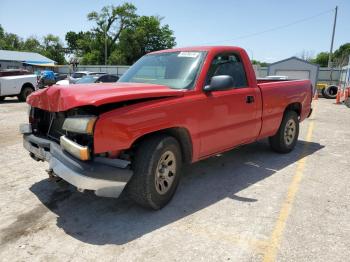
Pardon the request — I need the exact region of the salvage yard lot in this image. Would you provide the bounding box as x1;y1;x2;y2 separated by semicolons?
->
0;98;349;262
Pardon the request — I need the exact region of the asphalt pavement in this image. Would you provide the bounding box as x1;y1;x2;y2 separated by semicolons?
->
0;98;349;262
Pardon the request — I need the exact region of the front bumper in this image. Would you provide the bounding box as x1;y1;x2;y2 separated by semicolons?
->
21;124;133;198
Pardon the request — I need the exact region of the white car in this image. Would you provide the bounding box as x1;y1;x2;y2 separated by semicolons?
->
55;79;70;85
69;71;106;84
0;74;38;102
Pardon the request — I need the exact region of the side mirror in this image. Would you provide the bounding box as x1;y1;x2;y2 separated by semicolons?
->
204;75;234;92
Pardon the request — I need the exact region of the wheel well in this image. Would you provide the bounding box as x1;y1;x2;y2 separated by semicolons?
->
285;102;301;117
21;82;34;92
131;127;193;163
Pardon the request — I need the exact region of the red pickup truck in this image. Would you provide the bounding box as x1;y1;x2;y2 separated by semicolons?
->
20;46;312;209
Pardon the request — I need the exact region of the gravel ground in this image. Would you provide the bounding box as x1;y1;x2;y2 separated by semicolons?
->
0;97;349;262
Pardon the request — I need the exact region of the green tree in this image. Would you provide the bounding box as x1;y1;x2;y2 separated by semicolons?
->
86;3;137;64
65;31;82;53
0;24;22;50
81;50;101;65
0;24;66;64
116;16;176;64
312;52;329;67
41;34;65;64
22;37;42;53
65;31;96;56
251;59;268;67
87;3;137;43
66;3;176;65
0;25;5;48
333;43;350;67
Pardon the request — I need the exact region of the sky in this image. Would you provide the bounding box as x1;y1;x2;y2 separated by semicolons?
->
0;0;349;62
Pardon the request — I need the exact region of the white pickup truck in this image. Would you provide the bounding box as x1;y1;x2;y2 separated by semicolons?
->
0;74;37;102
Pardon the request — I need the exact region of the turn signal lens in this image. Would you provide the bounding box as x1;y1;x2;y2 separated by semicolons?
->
60;135;90;161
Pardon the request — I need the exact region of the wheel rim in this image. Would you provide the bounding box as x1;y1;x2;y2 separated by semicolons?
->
155;151;176;195
284;119;296;146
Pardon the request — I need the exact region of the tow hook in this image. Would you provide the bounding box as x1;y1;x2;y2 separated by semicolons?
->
46;169;69;188
77;188;85;193
46;168;57;180
30;152;43;162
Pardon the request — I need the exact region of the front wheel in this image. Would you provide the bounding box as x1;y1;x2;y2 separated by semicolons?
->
18;87;34;102
269;111;299;153
126;135;182;210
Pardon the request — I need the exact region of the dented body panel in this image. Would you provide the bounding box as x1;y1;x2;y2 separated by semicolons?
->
27;82;184;112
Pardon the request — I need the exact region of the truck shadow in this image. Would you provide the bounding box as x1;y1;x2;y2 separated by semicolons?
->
0;98;22;104
30;139;323;245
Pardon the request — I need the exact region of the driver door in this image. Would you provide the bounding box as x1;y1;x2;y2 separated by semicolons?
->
199;53;261;157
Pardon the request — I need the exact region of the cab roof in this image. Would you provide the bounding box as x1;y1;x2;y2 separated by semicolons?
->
149;46;245;55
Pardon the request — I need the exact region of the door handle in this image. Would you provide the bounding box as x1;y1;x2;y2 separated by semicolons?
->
246;95;255;103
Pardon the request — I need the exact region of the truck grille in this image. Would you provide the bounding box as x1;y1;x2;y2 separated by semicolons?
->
31;108;94;148
47;114;66;141
32;108;66;142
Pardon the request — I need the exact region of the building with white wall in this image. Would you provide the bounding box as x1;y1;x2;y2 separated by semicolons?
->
0;50;55;71
268;57;319;87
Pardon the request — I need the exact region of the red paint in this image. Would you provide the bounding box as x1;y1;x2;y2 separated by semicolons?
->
27;83;184;112
27;46;312;162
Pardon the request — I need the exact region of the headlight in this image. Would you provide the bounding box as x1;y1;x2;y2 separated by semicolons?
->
62;116;97;135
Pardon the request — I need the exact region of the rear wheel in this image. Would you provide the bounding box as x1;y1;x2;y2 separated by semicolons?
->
269;111;299;153
18;86;34;102
126;135;182;210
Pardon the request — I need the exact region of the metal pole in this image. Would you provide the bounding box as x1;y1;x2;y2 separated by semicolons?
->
328;6;338;68
104;27;107;65
345;55;350;88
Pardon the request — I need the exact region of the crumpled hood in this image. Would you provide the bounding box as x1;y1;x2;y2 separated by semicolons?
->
27;82;184;112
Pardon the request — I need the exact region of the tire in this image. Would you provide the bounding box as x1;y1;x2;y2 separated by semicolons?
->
323;85;338;99
18;86;34;102
126;135;182;210
269;111;299;153
0;96;5;102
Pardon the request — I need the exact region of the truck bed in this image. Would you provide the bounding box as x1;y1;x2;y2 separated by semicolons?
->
257;79;313;139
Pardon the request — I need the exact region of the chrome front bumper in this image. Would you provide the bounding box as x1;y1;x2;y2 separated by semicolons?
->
21;124;133;198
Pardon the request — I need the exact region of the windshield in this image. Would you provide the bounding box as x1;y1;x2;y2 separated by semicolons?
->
76;76;98;84
72;73;86;78
118;51;205;89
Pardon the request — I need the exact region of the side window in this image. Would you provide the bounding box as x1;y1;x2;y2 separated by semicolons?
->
109;75;119;82
206;53;248;88
72;73;85;78
97;75;110;82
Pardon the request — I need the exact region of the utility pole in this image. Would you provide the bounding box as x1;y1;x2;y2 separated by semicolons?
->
328;6;338;68
104;26;108;65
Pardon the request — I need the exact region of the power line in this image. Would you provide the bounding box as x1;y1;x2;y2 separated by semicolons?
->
199;9;333;45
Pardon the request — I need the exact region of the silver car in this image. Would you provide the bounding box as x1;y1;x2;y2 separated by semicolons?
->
69;71;107;84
